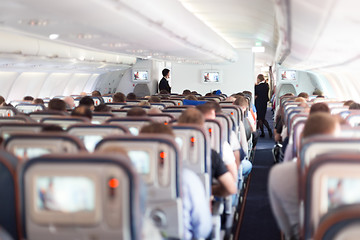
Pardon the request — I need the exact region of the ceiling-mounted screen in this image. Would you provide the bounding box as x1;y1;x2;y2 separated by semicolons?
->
202;70;222;83
281;70;297;81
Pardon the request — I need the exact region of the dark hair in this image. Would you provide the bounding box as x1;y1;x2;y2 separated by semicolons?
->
126;107;146;117
310;102;330;115
0;96;5;105
94;104;111;112
162;68;170;77
349;103;360;110
33;98;44;105
182;89;191;96
23;96;34;101
298;92;309;99
126;93;137;100
140;123;174;136
159;89;169;95
91;90;101;97
257;74;265;82
234;96;248;108
303;112;338;138
148;96;161;103
48;98;67;111
113;92;126;103
178;108;204;125
42;124;65;132
79;96;95;107
71;106;92;119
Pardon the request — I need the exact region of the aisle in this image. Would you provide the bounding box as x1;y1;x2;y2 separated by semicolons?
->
237;109;280;239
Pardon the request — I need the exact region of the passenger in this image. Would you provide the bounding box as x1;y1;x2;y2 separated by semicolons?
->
343;100;355;106
182;89;191;96
309;102;330;114
79;96;95;111
294;97;306;103
148;96;161;103
138;101;150;106
94;104;111;112
297;92;309;100
112;92;126;103
91;90;101;97
178;108;237;197
0;95;5;106
268;112;340;240
140;123;212;240
126;92;137;101
63;96;75;109
159;68;171;93
71;106;92;119
127;107;147;117
48;98;67;112
32;98;44;105
23;96;34;102
147;107;162;114
185;95;198;101
255;74;272;138
349;102;360;110
243;90;257;120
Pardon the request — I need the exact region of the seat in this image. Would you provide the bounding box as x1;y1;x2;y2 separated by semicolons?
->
162;109;186;119
41;116;90;130
91;112;114;124
215;113;232;143
0;116;34;123
121;105;151;111
20;153;143;240
96;134;183;238
0;106;18;117
133;83;150;97
106;117;153;136
67;124;128;152
0;150;22;240
172;124;211;197
4;132;86;161
111;109;128;117
346;111;360;127
160;100;177;107
29;110;68;122
15;104;45;114
149;103;166;110
220;105;243;125
102;95;113;103
302;153;360;239
0;122;45;141
147;113;174;124
106;102;127;110
205;119;224;156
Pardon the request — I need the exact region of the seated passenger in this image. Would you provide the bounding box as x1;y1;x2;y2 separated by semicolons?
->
71;106;92;119
48;98;67;112
32;98;44;105
112;92;126;103
79;96;95;111
127;107;147;117
140;123;212;240
63;96;75;109
268;112;340;240
23;96;34;102
178;108;237;197
126;92;137;101
349;102;360;110
0;95;5;106
94;104;111;112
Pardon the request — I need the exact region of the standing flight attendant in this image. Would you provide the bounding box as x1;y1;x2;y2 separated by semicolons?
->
255;74;272;138
159;68;171;93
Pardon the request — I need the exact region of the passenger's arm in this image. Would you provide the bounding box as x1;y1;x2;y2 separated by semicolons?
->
212;172;237;197
225;161;238;182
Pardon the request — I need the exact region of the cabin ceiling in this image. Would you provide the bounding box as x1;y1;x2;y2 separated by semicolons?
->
0;0;277;68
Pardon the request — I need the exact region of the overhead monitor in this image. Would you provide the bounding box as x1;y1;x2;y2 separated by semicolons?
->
132;70;150;82
281;70;297;81
202;70;221;83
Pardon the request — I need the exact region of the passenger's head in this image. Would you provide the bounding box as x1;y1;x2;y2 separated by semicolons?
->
294;97;306;103
313;89;324;97
185;95;198;101
33;98;44;105
126;93;137;101
79;96;95;111
113;92;126;103
257;74;265;84
48;98;67;111
41;124;65;132
182;89;191;96
23;96;34;101
94;104;111;112
297;92;309;100
0;95;5;106
349;102;360;110
138;101;150;106
148;96;161;103
344;100;355;107
71;106;93;119
162;68;170;78
178;108;204;126
309;102;330;115
91;90;101;97
126;107;147;117
159;89;170;95
196;103;216;120
63;96;75;109
140;122;174;136
302;112;340;138
234;96;248;111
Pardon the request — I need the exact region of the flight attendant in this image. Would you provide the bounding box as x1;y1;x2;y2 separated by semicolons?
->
159;68;171;93
255;74;272;138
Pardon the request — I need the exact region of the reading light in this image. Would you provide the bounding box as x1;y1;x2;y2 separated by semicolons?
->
159;151;166;167
252;46;265;53
160;151;166;159
49;34;59;40
208;128;212;136
190;137;196;143
108;178;119;188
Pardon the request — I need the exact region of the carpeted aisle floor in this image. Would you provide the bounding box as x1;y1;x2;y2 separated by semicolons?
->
238;109;281;240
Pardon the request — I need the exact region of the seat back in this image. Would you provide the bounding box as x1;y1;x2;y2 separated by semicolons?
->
205;119;224;155
102;96;113;103
0;107;18;117
216;113;232;143
91;113;114;124
41;116;90;130
67;124;128;152
4;133;86;161
21;153;143;240
96;134;183;238
172;124;211;197
0;150;21;240
220;105;242;125
149;103;166;110
303;153;360;239
0;122;45;141
162;109;185;119
106;117;153;135
147;113;174;124
29;110;68;122
106;102;127;110
346;111;360;127
15;104;45;114
0;116;33;123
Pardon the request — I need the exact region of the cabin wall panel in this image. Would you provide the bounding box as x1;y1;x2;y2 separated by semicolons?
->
38;73;73;98
94;71;125;95
171;50;254;96
83;74;101;93
7;72;48;101
0;72;20;101
63;74;92;96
